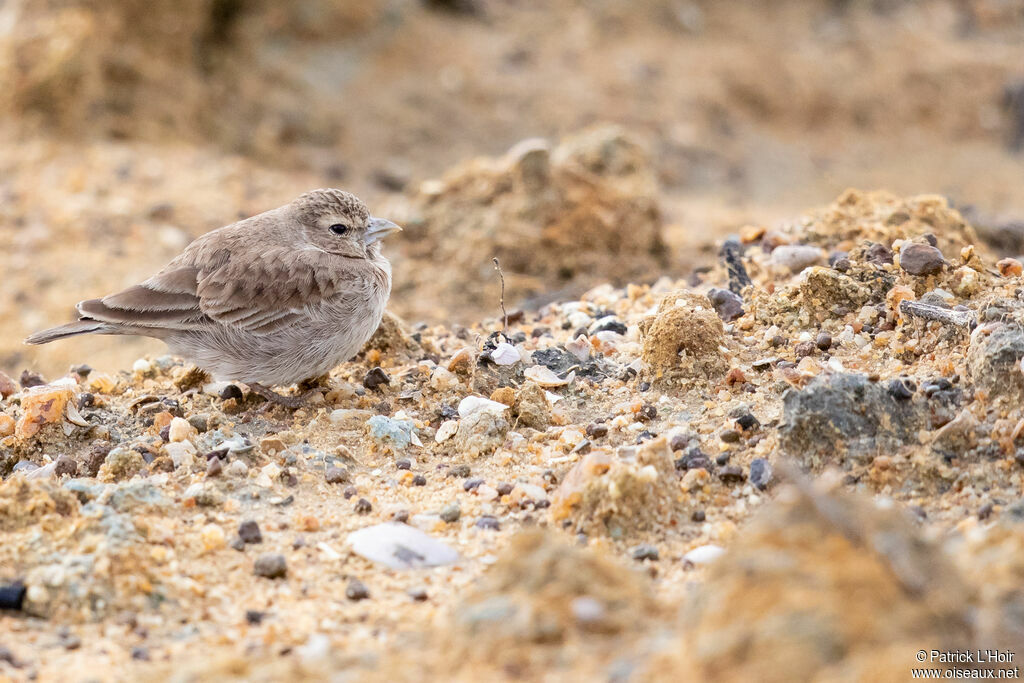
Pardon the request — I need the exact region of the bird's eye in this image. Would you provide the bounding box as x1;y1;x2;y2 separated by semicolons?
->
329;224;349;236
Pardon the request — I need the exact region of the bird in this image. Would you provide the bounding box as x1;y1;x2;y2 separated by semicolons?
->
25;188;402;407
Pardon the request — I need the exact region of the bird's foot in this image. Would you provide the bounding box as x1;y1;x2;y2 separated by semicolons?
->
247;383;321;410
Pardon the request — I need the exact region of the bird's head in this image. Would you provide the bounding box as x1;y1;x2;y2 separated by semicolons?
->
293;188;401;258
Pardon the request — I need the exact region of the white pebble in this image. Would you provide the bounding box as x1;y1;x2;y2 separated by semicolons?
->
458;395;509;417
132;359;152;375
684;544;725;565
489;342;521;366
167;417;194;443
435;419;459;443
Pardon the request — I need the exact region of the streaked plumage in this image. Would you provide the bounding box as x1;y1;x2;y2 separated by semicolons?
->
26;189;401;387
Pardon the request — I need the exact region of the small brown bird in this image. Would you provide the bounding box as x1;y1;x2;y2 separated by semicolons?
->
26;189;401;405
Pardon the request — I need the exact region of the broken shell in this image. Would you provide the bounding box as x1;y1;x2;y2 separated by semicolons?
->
524;365;572;387
489;342;521;366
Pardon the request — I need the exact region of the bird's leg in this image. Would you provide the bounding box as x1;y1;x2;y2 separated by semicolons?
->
246;383;310;409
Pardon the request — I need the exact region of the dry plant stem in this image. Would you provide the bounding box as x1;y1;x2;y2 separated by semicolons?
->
720;239;752;295
493;257;508;331
899;300;976;329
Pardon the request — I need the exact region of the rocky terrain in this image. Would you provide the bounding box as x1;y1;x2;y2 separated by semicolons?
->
1;188;1023;680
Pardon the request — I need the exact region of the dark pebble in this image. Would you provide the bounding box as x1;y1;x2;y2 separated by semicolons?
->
159;426;171;442
638;405;657;421
899;243;945;276
720;429;741;443
396;459;412;470
19;369;45;388
829;251;851;271
440;404;458;420
691;510;706;522
245;610;266;625
449;464;471;478
749;458;772;490
715;453;731;466
363;367;391;391
325;466;349;484
769;335;788;348
463;478;484;491
630;544;659;561
718;466;746;484
70;363;93;377
229;536;245;552
343;486;358;499
346;579;370;601
978;502;995;520
735;413;759;431
206;457;223;477
888;378;916;400
707;287;745;321
407;587;429;602
253;553;287;579
866;242;894;265
0;581;26;611
77;393;95;409
637;381;651;392
54;455;78;478
496;482;513;496
815;332;832;350
219;384;244;401
669;434;692;451
188;414;209;433
238;520;263;544
675;447;712;471
593;320;628;335
635;431;656;444
440;503;461;523
131;647;150;661
794;341;816;357
354;498;373;514
586;423;609;438
412;474;427;486
475;515;501;530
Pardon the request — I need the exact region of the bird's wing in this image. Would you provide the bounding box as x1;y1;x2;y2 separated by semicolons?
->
77;245;369;336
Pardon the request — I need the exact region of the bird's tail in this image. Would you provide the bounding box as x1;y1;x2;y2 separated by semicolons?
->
24;320;110;345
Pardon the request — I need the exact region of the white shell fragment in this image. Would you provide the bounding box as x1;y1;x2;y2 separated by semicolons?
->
684;544;725;565
489;342;521;366
64;400;90;427
524;365;571;387
347;522;460;570
458;395;509;417
435;420;459;443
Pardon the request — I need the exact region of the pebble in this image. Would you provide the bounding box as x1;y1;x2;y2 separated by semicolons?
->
475;515;500;530
586;423;609;438
707;287;744;321
325;466;349;484
366;415;418;450
201;524;226;551
684;544;725;565
363;367;391;390
345;579;370;601
815;332;832;351
253;554;287;579
355;498;373;514
167;417;195;443
435;419;459;443
899;243;945;275
347;522;460;569
749;458;772;489
407;587;429;602
630;544;659;561
440;503;461;523
458;395;509;417
238;520;263;544
866;242;894;265
769;244;824;272
489;342;521;365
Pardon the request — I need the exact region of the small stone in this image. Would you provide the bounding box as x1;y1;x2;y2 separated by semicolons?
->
412;474;427;486
997;257;1023;277
669;433;692;451
735;414;759;431
899;243;945;276
707;287;744;321
346;579;370;601
0;370;17;398
206;457;223;477
253;553;287;579
586;423;609;438
396;459;411;470
187;414;209;433
630;544;659;561
347;522;460;569
363;367;391;390
865;242;894;265
683;544;725;565
229;536;245;551
355;498;373;514
749;458;773;490
692;510;706;522
19;369;45;388
718;466;746;484
325;466;349;484
407;587;429;601
794;341;816;357
720;429;741;444
201;524;226;551
440;503;461;523
54;455;78;478
769;244;825;272
238;520;263;544
449;464;471;478
226;460;248;477
475;515;500;530
167;416;196;443
815;332;832;351
219;384;243;401
888;378;916;400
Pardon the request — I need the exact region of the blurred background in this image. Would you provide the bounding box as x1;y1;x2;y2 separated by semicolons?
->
1;0;1022;378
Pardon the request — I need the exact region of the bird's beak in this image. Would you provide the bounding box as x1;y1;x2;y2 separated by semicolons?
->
365;217;402;245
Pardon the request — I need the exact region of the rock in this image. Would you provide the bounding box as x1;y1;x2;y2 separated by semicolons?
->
683;544;725;565
707;287;744;321
53;455;78;478
238;520;263;544
16;382;75;440
749;458;772;490
98;447;145;482
167;417;196;443
325;466;349;484
489;343;521;366
440;503;461;523
164;441;197;470
510;381;550;430
458;395;510;417
640;291;728;386
769;245;825;273
676;481;972;681
366;415;418;451
968;325;1024;402
0;370;17;398
363;367;391;390
453;409;509;459
630;544;659;561
346;579;370;601
779;373;926;466
347;522;460;569
253;553;287;579
898;243;945;275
